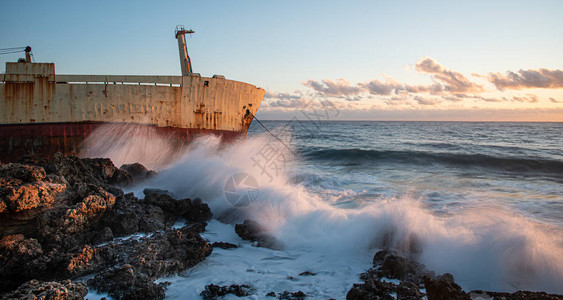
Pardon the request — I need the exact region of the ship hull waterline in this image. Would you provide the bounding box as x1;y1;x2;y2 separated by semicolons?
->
0;122;247;162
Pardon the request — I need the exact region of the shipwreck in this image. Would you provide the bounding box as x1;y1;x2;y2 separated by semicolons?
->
0;26;265;161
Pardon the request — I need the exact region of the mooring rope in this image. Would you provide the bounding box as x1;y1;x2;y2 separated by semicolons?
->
247;110;293;152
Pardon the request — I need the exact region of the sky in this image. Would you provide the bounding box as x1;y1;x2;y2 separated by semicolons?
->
1;0;562;121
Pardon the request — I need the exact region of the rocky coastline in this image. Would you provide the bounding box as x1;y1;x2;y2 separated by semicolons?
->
1;154;562;299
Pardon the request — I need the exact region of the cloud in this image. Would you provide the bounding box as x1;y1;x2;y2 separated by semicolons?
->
339;95;365;102
403;83;444;94
485;68;563;90
511;94;538;103
414;95;441;105
359;79;401;95
441;95;464;102
296;57;556;110
264;98;309;108
265;91;303;100
303;79;362;97
384;96;409;106
477;96;504;103
414;57;484;93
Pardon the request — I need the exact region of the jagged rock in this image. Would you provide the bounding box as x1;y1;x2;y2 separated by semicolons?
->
87;227;212;298
82;158;134;186
346;277;396;300
63;244;117;278
278;290;307;300
16;155;58;175
423;273;469;300
235;219;282;249
102;193;141;236
144;192;212;223
0;235;45;291
397;281;423;300
1;279;87;300
200;284;252;300
0;163;46;182
299;271;317;276
184;198;212;223
211;242;238;249
0;155;214;299
143;188;172;197
88;264;169;300
120;163;156;181
373;250;425;282
469;290;563;300
122;227;212;277
235;219;262;241
38;185;116;247
0;163;66;213
51;153;102;187
136;204;167;232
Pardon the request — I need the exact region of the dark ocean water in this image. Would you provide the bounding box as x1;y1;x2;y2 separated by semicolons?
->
249;121;563;226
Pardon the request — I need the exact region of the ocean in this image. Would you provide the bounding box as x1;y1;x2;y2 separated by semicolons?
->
85;121;563;299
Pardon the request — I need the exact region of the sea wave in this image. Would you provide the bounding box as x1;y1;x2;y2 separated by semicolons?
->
302;148;563;176
83;130;563;296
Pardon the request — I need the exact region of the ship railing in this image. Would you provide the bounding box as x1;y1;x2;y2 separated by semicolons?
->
54;75;183;87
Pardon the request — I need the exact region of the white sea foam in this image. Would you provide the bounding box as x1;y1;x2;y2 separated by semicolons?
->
84;125;563;297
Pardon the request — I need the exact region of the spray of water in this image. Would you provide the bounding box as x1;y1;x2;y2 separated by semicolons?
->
82;124;563;294
80;123;184;170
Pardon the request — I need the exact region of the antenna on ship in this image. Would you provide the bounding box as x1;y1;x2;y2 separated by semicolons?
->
175;25;195;76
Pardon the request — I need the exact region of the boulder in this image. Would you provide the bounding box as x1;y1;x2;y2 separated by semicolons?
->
144;191;212;223
346;277;396;300
211;242;238;249
235;219;282;249
82;158;134;186
88;264;169;300
373;250;424;283
278;290;307;300
200;284;252;300
120;163;156;181
396;280;423;300
0;163;66;213
1;279;87;300
423;273;469;300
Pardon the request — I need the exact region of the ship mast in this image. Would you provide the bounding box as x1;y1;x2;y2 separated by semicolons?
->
175;25;195;76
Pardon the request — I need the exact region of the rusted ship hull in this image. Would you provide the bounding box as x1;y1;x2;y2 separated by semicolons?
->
1;27;265;162
0;64;264;162
0;122;246;162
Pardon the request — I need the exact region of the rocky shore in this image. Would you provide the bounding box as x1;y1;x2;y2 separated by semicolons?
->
1;154;212;299
1;154;562;299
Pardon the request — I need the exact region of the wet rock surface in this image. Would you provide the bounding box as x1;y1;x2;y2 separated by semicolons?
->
347;250;563;300
1;279;88;300
200;284;252;300
0;154;212;299
278;290;307;300
235;219;282;249
0;163;66;214
212;241;238;249
3;154;563;300
423;273;469;300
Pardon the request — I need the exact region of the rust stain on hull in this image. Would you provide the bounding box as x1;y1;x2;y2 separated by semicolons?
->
0;122;245;162
1;65;264;161
1;28;265;160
